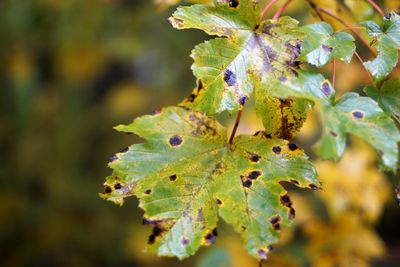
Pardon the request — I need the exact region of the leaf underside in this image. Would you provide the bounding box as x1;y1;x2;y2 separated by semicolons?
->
101;107;318;260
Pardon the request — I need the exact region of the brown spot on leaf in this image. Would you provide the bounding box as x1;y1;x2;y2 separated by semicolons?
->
330;131;338;137
110;155;118;162
169;174;177;181
270;216;281;225
216;198;222;205
169;135;183;146
280;194;292;206
144;189;152;195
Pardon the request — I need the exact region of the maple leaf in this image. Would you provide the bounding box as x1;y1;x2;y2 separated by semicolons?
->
298;22;356;67
270;71;400;170
100;107;319;259
362;12;400;82
169;1;310;138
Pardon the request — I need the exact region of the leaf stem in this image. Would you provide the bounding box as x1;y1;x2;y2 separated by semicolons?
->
354;51;375;85
309;4;378;57
272;0;292;19
332;59;337;88
366;0;385;17
229;109;244;145
260;0;279;19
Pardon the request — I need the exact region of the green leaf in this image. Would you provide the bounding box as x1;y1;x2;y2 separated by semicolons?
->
170;1;304;117
271;71;400;170
364;78;400;119
363;12;400;82
101;107;319;259
298;22;356;67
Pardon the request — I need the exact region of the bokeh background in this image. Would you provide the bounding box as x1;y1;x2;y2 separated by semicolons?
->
0;0;399;266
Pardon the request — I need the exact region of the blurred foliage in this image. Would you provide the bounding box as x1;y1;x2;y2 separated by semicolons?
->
0;0;399;266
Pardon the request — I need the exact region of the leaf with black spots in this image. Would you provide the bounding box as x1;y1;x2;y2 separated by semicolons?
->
271;71;400;170
100;107;319;259
298;22;356;67
171;1;306;123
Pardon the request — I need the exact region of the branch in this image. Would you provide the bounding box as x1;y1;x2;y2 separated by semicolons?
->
354;51;375;85
260;0;279;19
229;109;244;145
307;3;378;57
272;0;293;20
366;0;385;17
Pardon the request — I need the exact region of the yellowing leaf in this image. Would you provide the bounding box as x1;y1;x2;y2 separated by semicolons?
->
315;143;390;222
306;213;386;267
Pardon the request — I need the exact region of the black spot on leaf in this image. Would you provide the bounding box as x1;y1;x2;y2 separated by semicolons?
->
258;249;268;260
352;111;364;119
110;155;118;162
204;229;218;245
216;198;222;205
322;44;333;52
309;184;319;190
224;69;237;86
248;170;261;180
148;234;156;245
120;147;129;153
114;183;122;190
238;95;248;105
229;0;239;8
280;194;292;206
104;186;112;194
288;143;298;151
279;76;287;82
144;189;152;194
384;13;391;19
249;153;261;162
267;245;274;251
290;179;300;185
151;109;161;116
272;146;282;154
181;238;189;246
169;174;177;181
322;82;332;96
242;180;252;188
270;216;281;225
330;131;338;137
169;135;183;146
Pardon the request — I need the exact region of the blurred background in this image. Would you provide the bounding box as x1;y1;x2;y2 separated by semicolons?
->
0;0;399;266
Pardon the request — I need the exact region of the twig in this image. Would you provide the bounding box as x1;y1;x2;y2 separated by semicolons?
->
229;109;244;145
317;7;378;57
272;0;292;20
260;0;279;19
354;51;375;85
332;59;337;88
366;0;385;17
